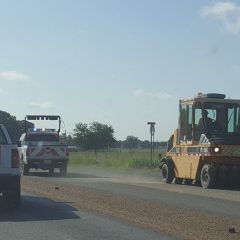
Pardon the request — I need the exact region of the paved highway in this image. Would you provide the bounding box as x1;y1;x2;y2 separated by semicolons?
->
45;167;240;219
0;193;170;240
1;167;240;240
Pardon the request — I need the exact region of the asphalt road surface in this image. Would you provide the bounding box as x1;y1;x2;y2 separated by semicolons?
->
0;193;171;240
56;167;240;219
1;166;240;240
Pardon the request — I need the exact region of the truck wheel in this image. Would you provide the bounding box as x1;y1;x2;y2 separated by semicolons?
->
218;165;228;189
184;179;193;185
60;163;67;176
162;163;174;183
23;164;30;175
200;164;216;189
174;178;183;184
49;167;54;176
229;166;239;188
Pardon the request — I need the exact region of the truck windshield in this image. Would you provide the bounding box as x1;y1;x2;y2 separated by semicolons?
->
195;102;240;137
25;134;58;142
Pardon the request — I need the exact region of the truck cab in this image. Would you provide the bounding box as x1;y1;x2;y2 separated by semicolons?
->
160;93;240;189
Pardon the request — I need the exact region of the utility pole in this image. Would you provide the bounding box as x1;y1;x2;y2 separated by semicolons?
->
147;122;156;162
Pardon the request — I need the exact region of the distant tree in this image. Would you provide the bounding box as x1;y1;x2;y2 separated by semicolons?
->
139;140;151;148
18;120;34;135
73;122;115;151
159;141;167;147
60;133;74;145
0;111;18;142
123;135;140;149
114;140;123;148
0;111;33;142
73;123;89;148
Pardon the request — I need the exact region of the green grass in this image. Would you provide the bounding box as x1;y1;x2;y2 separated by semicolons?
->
69;149;165;169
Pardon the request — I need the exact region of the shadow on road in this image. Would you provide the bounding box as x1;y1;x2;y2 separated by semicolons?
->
0;195;80;222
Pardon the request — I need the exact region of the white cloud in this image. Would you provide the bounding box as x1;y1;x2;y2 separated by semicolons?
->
134;89;173;101
0;71;30;81
29;101;55;109
201;2;240;34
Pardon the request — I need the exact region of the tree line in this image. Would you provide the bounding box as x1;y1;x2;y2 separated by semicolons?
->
0;110;167;150
63;126;167;151
0;110;33;142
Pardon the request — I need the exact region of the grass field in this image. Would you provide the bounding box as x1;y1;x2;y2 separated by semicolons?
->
69;148;166;169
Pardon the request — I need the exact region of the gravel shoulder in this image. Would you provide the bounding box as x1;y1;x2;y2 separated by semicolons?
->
22;171;240;240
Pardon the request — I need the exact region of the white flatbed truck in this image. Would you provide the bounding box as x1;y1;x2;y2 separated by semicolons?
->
18;115;69;176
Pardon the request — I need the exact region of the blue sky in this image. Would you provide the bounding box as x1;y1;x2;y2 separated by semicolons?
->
0;0;240;141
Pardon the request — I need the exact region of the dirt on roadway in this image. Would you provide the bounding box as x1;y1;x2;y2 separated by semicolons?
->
22;175;240;240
